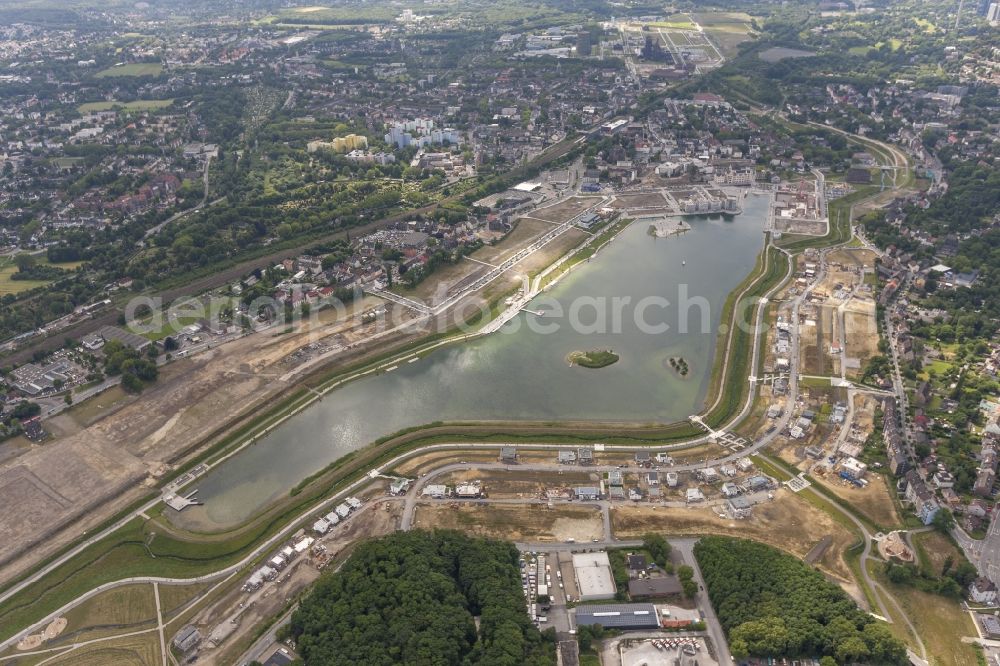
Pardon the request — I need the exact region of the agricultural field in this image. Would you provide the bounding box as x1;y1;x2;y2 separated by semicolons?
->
77;99;174;113
412;502;603;541
95;63;164;78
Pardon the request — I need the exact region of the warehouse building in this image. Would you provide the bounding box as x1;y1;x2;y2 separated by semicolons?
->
572;552;616;601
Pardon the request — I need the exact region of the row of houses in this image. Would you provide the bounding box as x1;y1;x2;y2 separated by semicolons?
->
421;482;483;499
973;429;999;498
882;398;910;477
311;496;363;535
241;536;315;592
903;470;941;526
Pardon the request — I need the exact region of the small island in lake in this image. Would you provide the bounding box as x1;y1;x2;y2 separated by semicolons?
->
668;356;690;377
567;349;620;369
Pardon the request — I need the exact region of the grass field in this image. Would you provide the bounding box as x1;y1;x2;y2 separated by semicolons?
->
647;19;698;30
0;257;84;296
77;99;174;113
51;157;85;168
61;584;157;634
692;11;755;57
95;63;163;78
873;565;979;666
158;582;209;618
46;631;162;666
912;529;967;576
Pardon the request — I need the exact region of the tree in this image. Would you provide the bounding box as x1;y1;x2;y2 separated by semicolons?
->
677;564;698;598
642;534;671;566
290;531;552;666
11;401;41;420
932;508;955;533
121;373;144;393
14;254;36;271
695;537;908;664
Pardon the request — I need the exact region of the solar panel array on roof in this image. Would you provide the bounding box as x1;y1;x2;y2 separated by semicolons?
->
575;603;659;630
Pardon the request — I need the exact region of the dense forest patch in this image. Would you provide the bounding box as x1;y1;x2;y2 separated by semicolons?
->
290;530;554;666
694;536;908;664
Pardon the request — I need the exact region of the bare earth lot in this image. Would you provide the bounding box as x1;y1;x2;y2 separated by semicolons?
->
610;192;670;209
812;470;902;528
528;196;601;223
435;469;598;498
844;301;879;372
413;502;603;541
612;489;858;588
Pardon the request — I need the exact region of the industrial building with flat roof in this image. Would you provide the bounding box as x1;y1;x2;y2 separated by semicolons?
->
627;576;682;599
575;603;659;630
572;552;616;601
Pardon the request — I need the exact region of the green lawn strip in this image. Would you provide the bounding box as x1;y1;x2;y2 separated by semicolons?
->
799;375;835;388
0;519;160;641
545;216;633;284
845;542;881;612
703;246;791;428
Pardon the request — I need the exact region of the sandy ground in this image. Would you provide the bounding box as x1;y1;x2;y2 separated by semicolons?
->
844;300;879;374
16;617;66;650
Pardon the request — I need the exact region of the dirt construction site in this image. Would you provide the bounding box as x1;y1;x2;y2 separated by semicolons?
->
412;502;605;542
611;489;860;593
0;194;604;586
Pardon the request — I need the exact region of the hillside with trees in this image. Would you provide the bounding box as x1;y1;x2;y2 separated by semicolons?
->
289;530;554;666
694;537;908;664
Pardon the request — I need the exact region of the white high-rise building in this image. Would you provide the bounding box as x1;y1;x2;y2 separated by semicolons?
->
989;2;1000;24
